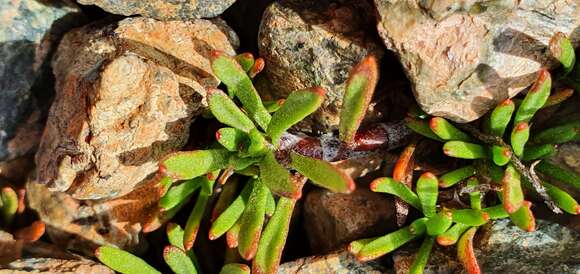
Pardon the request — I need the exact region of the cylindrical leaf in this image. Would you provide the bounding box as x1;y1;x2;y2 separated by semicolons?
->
163;246;197;274
457;227;481;274
452;209;489;226
339;55;379;144
209;182;253;240
467;177;482;210
259;151;302;199
416;172;438;217
436;223;470;246
370;177;421;210
235;53;255;72
96;246;160;274
159;178;202;210
267;88;325;146
405;117;444;141
219;263;250;274
290;152;355;194
542;88;574;108
439;165;476;188
356;218;426;261
183;194;210;250
510;122;529;157
514;69;551;124
425;211;453;236
482;205;509;219
430;117;472;141
160;149;231;180
532;120;580;145
522;144;557;161
217;127;247;152
238;179;269;260
208;89;256;132
1;187;17;226
502;165;524;213
544;182;579;215
489;99;515;137
409;236;435;274
491;145;511;166
549;32;575;74
443;141;486;159
509;200;536;232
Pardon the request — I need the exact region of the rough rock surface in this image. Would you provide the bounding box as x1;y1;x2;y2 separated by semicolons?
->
77;0;236;20
2;257;113;274
394;219;580;273
258;0;385;130
304;188;395;253
0;0;84;161
35;17;238;200
375;0;580;122
26;177;162;256
278;251;387;274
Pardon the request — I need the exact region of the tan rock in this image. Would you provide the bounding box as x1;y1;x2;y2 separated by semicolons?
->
35;17;238;199
278;251;386;274
2;257;113;274
375;0;580;122
26;177;161;256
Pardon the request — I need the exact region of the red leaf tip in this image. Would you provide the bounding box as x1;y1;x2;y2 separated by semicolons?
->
211;50;223;59
312;86;326;97
515;122;528;131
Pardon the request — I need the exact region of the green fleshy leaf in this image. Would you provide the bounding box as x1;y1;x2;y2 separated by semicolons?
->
436;223;470;246
1;187;17;225
209;182;253;240
489;99;515;137
247;128;268;155
183;193;210;250
238;179;269;260
407;103;429;119
265;192;276;217
158;176;174;197
409;236;435;274
163;246;197;274
532;120;580;145
348;237;379;255
259;151;302;198
443;141;486;159
452;209;489;226
339;56;379;144
542;88;574;108
217;128;247;152
267;88;325;146
96;246;160;274
159;178;202;210
355;218;426;261
509;201;536;232
264;99;284;113
514;69;551;124
235;53;255;73
160;149;231;180
228;155;261;171
502;165;524;214
370;177;421;210
522;144;557;161
467;177;482;210
549;32;576;75
535;160;580;190
212;177;240;220
208;89;255;132
211;52;271;130
405;117;444;141
482;205;509;219
253;197;296;274
544;182;579;215
429;117;472;141
290;152;355;193
510;122;529;157
457;227;481;274
491;145;511;166
416;172;438;217
438;165;476;188
226;220;242;248
425;211;453;236
219;263;250;274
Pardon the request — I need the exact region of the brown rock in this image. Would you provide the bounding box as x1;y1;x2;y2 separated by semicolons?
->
2;257;113;274
258;0;385;130
77;0;236;20
303;188;395;253
375;0;580;122
26;177;161;256
278;251;387;274
35;17;238;200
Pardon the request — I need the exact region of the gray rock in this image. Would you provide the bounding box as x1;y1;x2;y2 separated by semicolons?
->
258;0;385;130
278;251;388;274
2;257;113;274
35;17;238;199
0;0;84;161
394;219;580;274
77;0;236;20
375;0;580;122
304;187;395;253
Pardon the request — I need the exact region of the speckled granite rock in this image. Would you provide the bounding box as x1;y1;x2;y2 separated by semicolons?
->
394;219;580;274
375;0;580;122
2;257;113;274
258;0;384;130
278;251;388;274
26;177;160;256
0;0;84;161
304;188;395;253
77;0;236;20
35;17;238;200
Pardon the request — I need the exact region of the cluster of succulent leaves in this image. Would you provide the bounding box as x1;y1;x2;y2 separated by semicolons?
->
349;32;580;274
96;51;380;274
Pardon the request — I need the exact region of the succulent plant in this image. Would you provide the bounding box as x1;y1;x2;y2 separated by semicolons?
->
0;185;45;242
349;32;580;274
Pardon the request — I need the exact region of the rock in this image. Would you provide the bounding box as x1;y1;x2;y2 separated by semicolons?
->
258;0;385;130
26;177;161;256
394;219;580;273
35;17;238;200
2;257;113;274
550;143;580;175
0;0;85;161
304;188;395;253
374;0;580;122
77;0;236;20
278;251;388;274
